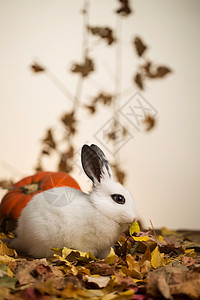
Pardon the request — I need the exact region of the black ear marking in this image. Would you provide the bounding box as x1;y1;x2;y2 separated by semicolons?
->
90;144;111;177
81;145;103;183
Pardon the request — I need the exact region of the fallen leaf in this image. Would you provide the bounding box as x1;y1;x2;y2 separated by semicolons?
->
112;271;135;288
157;276;171;299
0;275;17;289
130;221;140;236
23;287;41;300
86;261;114;276
85;275;110;288
0;287;11;300
0;240;17;257
181;256;197;266
140;260;151;275
132;236;150;242
61;282;85;298
161;227;180;237
104;248;116;264
0;254;15;265
35;279;61;296
151;246;164;269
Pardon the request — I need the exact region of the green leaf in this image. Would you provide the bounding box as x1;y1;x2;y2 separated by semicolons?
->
0;276;17;289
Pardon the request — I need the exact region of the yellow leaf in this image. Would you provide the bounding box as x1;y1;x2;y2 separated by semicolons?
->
129;221;140;236
121;266;142;280
0;241;17;257
140;260;151;274
161;227;179;236
85;251;97;260
62;247;75;258
132;236;150;242
158;235;164;242
185;249;196;257
104;248;116;264
0;255;15;265
151;246;164;269
126;254;140;272
58;247;97;261
7;267;14;278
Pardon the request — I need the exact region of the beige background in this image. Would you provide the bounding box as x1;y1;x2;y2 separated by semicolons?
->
0;0;200;229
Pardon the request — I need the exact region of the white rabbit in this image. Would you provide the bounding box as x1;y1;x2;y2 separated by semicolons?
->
10;144;137;258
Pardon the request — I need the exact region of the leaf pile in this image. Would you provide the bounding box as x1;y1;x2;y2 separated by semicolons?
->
0;223;200;299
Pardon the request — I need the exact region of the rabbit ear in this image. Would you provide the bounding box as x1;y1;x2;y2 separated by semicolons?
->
81;144;112;183
90;144;113;178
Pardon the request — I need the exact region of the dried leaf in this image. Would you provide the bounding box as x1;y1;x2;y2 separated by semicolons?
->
35;279;61;296
0;241;16;257
140;260;151;275
134;73;144;90
58;156;73;173
134;37;147;57
85;275;110;288
0;255;15;265
113;271;135;288
161;227;180;237
41;149;50;155
57;247;97;262
61;111;77;135
144;63;172;79
31;63;45;73
161;236;184;255
84;104;96;114
170;273;200;299
116;0;132;16
71;57;94;77
93;92;113;106
156;66;171;78
157;276;171;299
61;282;85;298
42;129;56;150
0;180;13;189
143;115;156;131
88;26;116;45
86;262;114;276
104;248;116;265
151;246;164;269
106;131;117;141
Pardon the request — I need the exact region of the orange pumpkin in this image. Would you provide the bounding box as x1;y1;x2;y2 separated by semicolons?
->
0;171;81;232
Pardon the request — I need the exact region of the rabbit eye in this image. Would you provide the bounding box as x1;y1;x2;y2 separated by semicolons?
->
111;194;125;205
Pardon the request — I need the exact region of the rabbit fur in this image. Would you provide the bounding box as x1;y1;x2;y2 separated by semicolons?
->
10;144;137;258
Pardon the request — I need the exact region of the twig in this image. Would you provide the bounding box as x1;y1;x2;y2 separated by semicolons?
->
46;69;75;103
150;219;157;238
113;15;123;158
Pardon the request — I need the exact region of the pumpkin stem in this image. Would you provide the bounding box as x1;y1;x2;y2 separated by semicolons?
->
22;183;39;194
